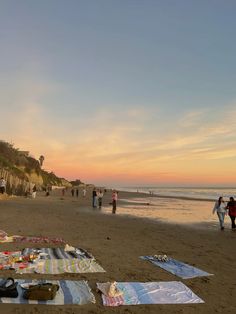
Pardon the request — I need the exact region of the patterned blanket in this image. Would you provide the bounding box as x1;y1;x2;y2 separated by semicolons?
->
0;279;95;305
17;258;105;274
140;256;213;279
22;247;93;260
97;281;204;306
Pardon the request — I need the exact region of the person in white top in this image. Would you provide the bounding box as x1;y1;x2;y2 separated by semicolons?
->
0;177;6;194
212;196;227;230
97;190;104;209
82;188;86;197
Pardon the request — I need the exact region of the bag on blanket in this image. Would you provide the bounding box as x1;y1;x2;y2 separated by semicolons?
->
23;283;59;300
0;277;19;298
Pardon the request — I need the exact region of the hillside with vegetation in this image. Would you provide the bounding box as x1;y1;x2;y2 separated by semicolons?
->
0;140;71;194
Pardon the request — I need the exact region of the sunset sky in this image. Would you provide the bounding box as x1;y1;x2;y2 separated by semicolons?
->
0;0;236;186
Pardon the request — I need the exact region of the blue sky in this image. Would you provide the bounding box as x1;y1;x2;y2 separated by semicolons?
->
0;0;236;186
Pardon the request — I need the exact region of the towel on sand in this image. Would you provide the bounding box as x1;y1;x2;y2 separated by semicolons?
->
140;256;213;279
97;281;204;306
17;258;105;274
0;279;95;305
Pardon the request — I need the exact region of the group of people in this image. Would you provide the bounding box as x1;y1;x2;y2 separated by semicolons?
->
92;188;104;209
213;196;236;230
92;188;118;213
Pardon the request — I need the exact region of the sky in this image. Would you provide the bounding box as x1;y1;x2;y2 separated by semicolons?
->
0;0;236;187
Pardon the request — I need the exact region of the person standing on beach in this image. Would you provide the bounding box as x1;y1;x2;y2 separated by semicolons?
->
112;190;118;214
226;197;236;230
32;184;37;199
76;188;79;197
97;190;104;209
92;188;97;208
83;188;86;197
71;188;74;197
212;196;227;230
0;177;6;194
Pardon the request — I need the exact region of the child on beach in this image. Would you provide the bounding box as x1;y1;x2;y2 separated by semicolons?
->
212;196;227;230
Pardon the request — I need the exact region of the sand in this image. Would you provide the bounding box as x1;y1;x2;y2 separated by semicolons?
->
0;189;235;314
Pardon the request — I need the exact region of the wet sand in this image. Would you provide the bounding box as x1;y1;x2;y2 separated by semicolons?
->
0;189;235;313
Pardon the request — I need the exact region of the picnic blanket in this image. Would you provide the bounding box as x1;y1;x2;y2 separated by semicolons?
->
22;247;93;260
97;281;204;306
0;231;65;245
17;258;105;274
11;235;65;245
140;256;213;279
0;279;95;305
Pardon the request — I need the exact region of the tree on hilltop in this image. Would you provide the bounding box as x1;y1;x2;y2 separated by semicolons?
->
39;155;45;167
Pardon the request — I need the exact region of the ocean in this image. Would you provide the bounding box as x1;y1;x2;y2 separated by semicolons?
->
119;186;236;201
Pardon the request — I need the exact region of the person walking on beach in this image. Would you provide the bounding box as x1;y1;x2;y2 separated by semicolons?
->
212;196;227;230
112;190;118;214
97;189;104;209
71;188;74;197
0;177;6;194
83;188;86;198
76;188;79;197
226;197;236;230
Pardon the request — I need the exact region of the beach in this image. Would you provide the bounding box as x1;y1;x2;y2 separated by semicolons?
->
0;189;235;314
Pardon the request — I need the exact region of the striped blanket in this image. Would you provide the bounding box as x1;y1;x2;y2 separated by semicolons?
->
140;256;213;279
97;281;204;306
22;247;93;260
0;279;95;305
17;258;105;274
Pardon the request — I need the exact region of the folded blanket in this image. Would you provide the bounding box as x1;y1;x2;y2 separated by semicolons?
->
141;256;213;279
97;281;204;306
0;279;95;305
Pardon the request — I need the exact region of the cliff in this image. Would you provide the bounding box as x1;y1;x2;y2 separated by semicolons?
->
0;140;71;195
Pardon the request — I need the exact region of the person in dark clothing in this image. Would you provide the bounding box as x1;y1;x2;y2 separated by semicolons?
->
92;188;97;208
226;197;236;230
71;188;74;197
76;188;79;197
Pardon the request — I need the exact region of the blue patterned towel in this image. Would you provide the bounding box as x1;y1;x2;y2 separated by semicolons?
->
0;279;95;305
97;281;204;306
140;256;213;279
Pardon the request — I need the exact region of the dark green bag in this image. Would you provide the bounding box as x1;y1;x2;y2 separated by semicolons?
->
23;283;59;300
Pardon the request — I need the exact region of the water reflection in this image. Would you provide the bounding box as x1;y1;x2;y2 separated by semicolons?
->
103;197;230;229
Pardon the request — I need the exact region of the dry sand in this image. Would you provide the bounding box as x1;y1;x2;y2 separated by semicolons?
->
0;189;235;314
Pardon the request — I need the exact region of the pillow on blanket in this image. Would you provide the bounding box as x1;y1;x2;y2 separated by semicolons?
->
97;282;123;297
